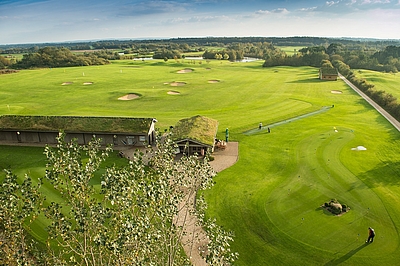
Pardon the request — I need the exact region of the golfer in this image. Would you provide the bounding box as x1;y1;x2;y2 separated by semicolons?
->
366;227;375;243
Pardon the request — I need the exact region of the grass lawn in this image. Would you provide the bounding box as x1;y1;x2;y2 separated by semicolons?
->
1;60;400;265
277;46;305;56
355;69;400;99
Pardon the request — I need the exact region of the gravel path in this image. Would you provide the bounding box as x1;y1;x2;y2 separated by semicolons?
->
209;141;239;173
181;141;239;266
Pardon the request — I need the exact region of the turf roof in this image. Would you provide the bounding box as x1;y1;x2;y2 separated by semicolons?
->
172;115;218;146
0;115;154;134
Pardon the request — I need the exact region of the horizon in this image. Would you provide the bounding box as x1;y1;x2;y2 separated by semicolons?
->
1;0;400;45
2;35;400;47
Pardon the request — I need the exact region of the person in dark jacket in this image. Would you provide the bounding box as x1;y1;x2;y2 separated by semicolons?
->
366;227;375;243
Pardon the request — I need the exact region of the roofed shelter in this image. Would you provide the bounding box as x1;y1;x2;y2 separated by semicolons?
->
172;115;218;155
0;115;156;147
319;67;338;80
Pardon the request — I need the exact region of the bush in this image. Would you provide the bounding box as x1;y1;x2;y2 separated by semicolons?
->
322;199;349;215
331;203;342;215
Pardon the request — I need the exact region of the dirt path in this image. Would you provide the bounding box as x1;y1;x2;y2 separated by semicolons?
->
120;142;239;266
180;142;239;266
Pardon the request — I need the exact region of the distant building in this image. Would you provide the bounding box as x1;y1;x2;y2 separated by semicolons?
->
172;115;218;155
319;67;338;81
0;115;156;146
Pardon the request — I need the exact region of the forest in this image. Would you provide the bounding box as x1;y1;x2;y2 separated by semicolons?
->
0;37;399;71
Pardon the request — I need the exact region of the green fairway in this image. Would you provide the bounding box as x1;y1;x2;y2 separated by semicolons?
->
277;46;305;56
355;69;400;99
1;60;400;265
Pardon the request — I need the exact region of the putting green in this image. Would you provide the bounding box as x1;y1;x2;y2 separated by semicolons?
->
266;129;397;253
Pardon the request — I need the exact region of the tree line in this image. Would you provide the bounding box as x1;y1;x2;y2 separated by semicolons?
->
0;41;282;68
11;47;117;69
333;59;400;121
261;42;400;122
263;43;400;73
2;36;399;54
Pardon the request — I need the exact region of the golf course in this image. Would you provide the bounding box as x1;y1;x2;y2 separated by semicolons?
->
1;59;400;265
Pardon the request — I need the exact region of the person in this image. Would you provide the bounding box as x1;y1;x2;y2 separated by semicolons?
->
366;227;375;243
259;122;262;129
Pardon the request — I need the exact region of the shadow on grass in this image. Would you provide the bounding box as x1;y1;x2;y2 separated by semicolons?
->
355;161;400;188
286;78;323;83
315;206;337;216
324;243;368;266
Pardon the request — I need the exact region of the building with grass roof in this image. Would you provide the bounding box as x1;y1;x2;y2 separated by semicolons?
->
319;67;338;80
0;115;156;147
172;115;218;155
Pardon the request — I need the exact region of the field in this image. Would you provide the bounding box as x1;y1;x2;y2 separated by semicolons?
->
1;60;400;265
356;69;400;99
278;46;305;56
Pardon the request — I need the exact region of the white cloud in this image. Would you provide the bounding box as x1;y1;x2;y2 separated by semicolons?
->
271;8;289;14
361;0;391;4
326;1;339;6
255;10;271;15
255;8;289;16
299;7;317;12
168;15;234;24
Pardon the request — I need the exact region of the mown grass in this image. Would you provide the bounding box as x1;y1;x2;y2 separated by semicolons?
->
277;46;305;56
1;60;400;265
355;69;400;99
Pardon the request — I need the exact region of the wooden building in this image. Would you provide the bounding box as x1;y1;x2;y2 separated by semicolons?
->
0;115;156;147
319;67;338;81
172;115;218;155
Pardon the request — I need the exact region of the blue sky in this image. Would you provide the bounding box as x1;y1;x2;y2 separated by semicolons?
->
1;0;399;44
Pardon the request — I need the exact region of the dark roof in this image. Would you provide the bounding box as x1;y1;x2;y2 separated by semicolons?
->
320;67;338;76
172;115;218;147
0;115;154;134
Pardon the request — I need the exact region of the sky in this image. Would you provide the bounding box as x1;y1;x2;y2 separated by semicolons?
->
1;0;400;44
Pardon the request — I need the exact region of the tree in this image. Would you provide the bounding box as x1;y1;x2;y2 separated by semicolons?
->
0;131;238;265
0;170;43;265
321;59;334;68
214;53;223;60
0;55;11;69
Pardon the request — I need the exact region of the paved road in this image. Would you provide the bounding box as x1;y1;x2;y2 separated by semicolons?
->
339;73;400;132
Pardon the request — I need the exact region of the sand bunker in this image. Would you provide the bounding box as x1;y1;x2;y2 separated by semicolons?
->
208;80;220;83
62;82;73;85
118;94;140;100
177;68;193;74
167;91;180;95
170;82;186;86
83;82;93;85
351;146;367;151
331;90;343;94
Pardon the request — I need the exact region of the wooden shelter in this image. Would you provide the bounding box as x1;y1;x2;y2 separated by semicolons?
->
319;67;338;80
0;115;156;146
172;115;218;155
